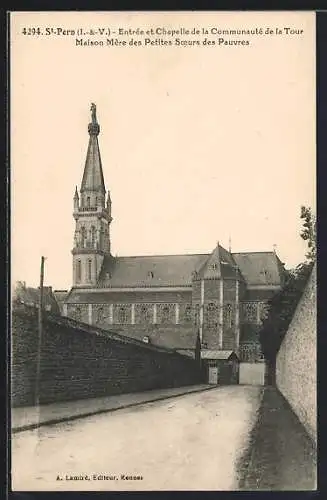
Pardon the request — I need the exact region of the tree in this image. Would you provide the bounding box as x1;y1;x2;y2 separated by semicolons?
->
12;281;26;308
300;205;316;261
259;206;315;384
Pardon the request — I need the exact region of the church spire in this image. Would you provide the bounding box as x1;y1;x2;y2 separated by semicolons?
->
71;104;113;287
80;103;106;195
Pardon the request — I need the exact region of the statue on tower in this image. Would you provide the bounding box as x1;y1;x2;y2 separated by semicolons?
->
91;102;97;124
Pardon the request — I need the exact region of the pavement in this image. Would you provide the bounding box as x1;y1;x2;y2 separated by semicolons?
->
11;386;262;491
237;386;317;491
12;384;215;433
11;385;317;491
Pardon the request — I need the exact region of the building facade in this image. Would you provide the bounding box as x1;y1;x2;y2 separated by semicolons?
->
64;104;286;362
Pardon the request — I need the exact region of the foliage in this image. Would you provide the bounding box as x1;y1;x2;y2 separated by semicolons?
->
300;206;316;261
259;206;316;363
12;281;25;308
259;261;313;362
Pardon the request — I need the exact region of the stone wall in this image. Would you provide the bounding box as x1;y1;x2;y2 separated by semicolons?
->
11;305;201;407
276;264;316;444
101;323;196;350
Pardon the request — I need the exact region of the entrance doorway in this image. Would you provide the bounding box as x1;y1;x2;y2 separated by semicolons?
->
208;361;218;385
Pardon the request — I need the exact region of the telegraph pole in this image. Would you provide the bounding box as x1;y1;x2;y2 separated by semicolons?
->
35;256;45;407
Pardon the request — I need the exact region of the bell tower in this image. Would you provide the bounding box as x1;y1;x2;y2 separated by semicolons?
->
72;103;112;287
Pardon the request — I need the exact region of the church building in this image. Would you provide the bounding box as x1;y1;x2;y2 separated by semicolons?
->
63;104;286;365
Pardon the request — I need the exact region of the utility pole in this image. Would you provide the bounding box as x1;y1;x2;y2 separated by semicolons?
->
35;256;45;407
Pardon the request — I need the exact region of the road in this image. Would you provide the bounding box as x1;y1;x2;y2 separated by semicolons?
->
12;386;262;491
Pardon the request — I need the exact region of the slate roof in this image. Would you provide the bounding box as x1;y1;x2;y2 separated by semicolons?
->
95;247;284;289
81;111;105;193
66;289;192;304
232;252;285;286
98;253;209;287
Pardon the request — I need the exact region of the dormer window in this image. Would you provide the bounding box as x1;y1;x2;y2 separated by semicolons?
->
143;336;150;344
211;263;218;270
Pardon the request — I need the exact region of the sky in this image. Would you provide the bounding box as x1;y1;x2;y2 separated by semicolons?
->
11;11;316;290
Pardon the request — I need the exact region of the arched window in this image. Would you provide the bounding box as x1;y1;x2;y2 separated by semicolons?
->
87;196;91;208
91;226;96;248
243;302;257;323
75;306;82;322
76;260;82;282
97;306;104;324
224;304;233;328
161;305;170;324
80;227;86;247
206;302;217;326
100;228;105;249
194;304;200;326
140;306;150;324
88;260;92;281
259;302;268;323
118;306;128;324
184;305;192;323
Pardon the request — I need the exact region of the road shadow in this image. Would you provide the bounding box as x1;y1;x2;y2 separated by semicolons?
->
236;386;317;491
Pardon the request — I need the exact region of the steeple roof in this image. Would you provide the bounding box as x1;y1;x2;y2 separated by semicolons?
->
81;103;106;193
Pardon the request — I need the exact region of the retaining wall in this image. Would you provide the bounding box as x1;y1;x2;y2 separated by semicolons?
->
276;264;316;444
